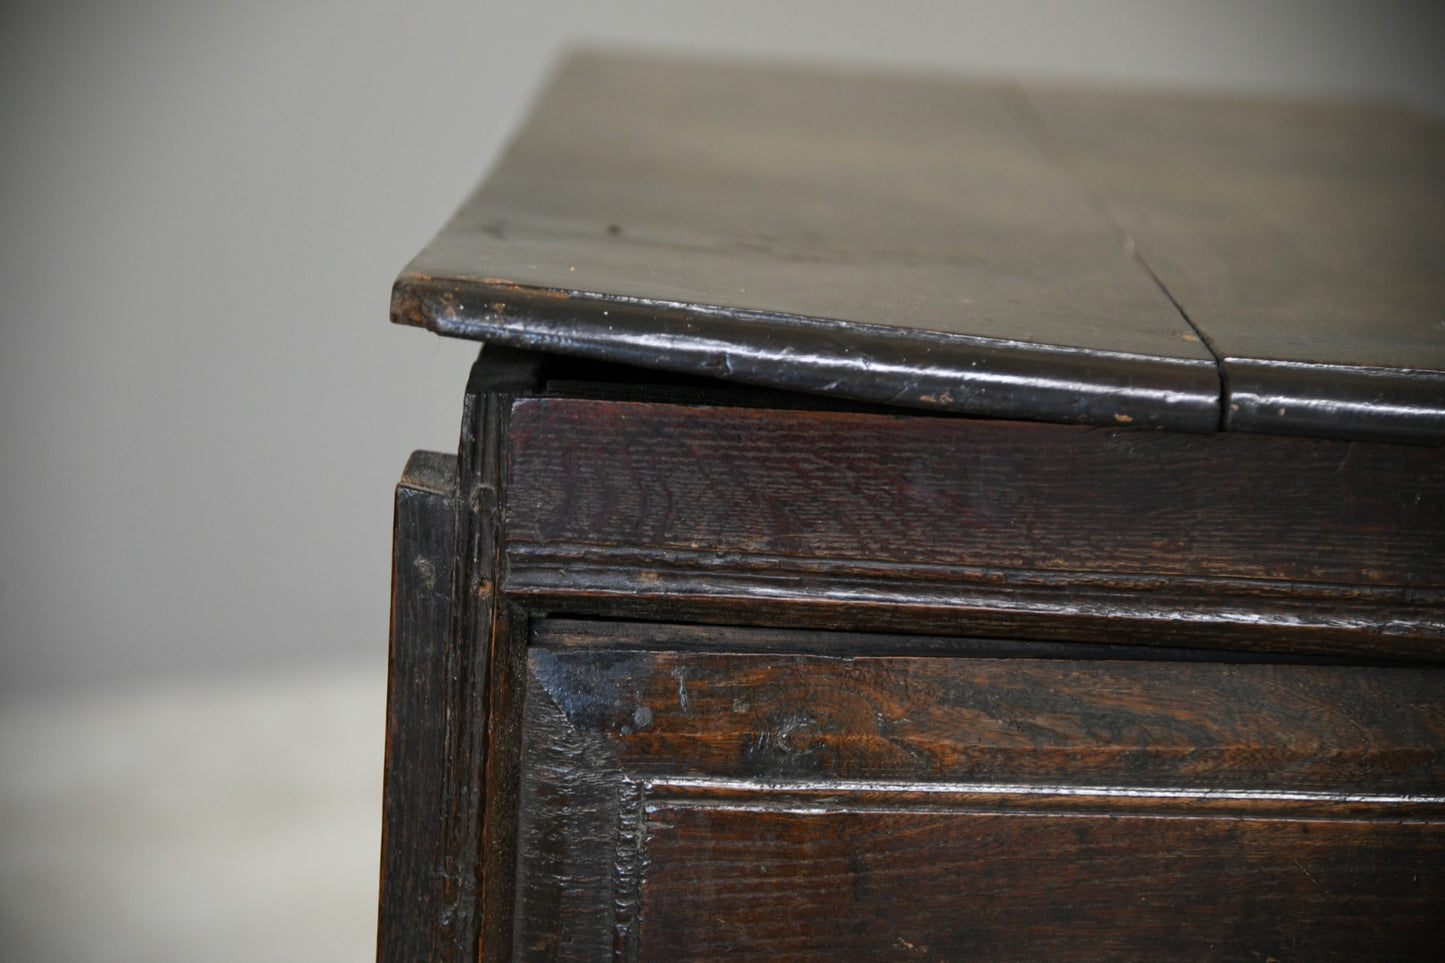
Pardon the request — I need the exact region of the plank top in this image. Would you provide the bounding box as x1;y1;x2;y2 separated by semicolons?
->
394;52;1445;442
1031;88;1445;441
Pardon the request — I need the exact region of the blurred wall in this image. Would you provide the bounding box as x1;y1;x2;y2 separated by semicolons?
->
2;0;1443;694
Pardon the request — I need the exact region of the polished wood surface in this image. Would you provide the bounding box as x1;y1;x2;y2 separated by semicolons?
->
1033;89;1445;440
638;808;1441;960
526;629;1445;793
393;53;1445;442
517;635;1444;961
393;54;1216;432
506;396;1444;658
381;52;1445;961
381;350;1444;961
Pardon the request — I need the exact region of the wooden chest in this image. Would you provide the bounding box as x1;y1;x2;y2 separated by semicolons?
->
378;54;1445;961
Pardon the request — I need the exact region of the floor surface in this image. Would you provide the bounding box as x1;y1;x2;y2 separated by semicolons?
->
0;659;387;962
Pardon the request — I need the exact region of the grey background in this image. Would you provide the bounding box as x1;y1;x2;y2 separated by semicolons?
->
3;0;1444;696
2;3;1443;961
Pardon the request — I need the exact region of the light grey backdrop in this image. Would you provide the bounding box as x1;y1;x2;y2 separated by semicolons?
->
3;0;1443;694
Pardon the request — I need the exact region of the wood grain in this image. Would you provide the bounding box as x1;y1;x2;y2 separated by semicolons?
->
376;348;541;963
384;53;1445;959
393;52;1445;442
514;638;1445;960
528;642;1445;796
376;452;457;962
462;349;542;963
638;806;1444;961
505;398;1445;656
507;399;1443;583
1030;86;1445;443
392;53;1221;433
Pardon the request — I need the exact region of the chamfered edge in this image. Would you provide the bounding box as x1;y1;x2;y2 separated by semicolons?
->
392;274;1221;433
1224;359;1445;445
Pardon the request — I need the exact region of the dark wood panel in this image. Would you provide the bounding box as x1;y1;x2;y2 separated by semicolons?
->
527;644;1445;795
505;399;1445;654
507;399;1443;584
516;640;1445;960
637;806;1444;961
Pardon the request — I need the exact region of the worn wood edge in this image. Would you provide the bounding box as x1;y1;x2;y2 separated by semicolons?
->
529;644;1445;797
392;275;1221;432
428;388;489;961
503;549;1445;659
510;592;1445;662
378;453;459;963
397;449;456;497
509;542;1445;604
461;348;544;963
528;617;1426;666
506;397;1445;591
641;778;1445;821
386;349;543;962
514;651;643;958
525;642;1445;803
1225;358;1445;445
479;603;530;963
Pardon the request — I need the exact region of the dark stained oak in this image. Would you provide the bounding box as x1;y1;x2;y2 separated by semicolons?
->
514;637;1445;961
392;53;1218;433
506;398;1444;584
377;350;542;963
383;344;1445;961
526;638;1445;795
1030;88;1445;442
639;807;1443;961
377;452;458;962
381;52;1445;963
392;52;1445;442
505;397;1445;658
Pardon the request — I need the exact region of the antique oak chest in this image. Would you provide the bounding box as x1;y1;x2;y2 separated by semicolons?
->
377;53;1445;961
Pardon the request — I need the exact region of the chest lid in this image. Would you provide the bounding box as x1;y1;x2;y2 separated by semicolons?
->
393;52;1445;443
